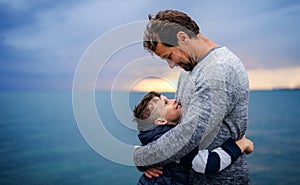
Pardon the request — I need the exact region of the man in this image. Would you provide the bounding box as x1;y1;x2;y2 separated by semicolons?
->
133;10;250;184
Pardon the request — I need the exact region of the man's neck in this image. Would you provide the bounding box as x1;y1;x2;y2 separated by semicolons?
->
198;34;218;49
195;34;219;61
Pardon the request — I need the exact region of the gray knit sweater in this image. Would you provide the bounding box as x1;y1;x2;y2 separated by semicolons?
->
133;47;250;185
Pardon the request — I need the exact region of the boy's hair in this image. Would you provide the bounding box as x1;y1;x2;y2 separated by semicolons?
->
133;91;162;131
143;9;200;54
133;91;161;120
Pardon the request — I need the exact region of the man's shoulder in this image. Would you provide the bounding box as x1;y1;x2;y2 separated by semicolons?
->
191;47;248;88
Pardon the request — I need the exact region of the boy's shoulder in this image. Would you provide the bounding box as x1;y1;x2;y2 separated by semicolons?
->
138;125;175;145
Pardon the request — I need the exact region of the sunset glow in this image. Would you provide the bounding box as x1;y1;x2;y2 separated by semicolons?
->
248;67;300;90
132;78;177;92
129;67;300;92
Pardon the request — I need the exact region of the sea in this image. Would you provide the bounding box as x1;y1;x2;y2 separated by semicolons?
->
0;90;299;185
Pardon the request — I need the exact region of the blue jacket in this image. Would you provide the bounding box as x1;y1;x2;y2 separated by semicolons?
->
137;125;198;185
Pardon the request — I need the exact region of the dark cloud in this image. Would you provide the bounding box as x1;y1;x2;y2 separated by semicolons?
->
1;0;300;91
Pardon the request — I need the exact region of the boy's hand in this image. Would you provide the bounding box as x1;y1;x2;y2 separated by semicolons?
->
236;135;254;155
144;167;163;178
244;137;254;154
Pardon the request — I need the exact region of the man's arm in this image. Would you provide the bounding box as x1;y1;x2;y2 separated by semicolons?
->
133;71;227;167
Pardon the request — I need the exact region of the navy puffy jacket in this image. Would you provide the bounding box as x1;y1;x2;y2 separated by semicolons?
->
137;125;198;185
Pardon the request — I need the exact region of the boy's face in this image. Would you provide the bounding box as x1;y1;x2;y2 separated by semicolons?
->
151;95;182;124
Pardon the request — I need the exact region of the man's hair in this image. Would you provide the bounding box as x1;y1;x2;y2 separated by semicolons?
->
133;91;161;120
143;9;200;53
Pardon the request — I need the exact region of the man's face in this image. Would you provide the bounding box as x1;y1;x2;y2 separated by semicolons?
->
154;42;196;71
150;95;182;124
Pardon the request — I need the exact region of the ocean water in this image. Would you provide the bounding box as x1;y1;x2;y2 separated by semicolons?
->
0;90;299;185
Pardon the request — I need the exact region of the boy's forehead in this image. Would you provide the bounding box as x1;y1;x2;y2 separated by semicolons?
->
149;96;163;108
152;96;161;101
147;95;166;118
153;95;167;100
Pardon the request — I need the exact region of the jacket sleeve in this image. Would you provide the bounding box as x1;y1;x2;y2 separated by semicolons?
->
133;70;227;167
192;138;242;174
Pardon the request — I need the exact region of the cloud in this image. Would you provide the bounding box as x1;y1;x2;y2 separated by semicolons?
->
1;0;300;90
95;45;181;91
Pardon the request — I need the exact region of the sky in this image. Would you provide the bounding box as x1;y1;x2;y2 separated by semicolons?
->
1;0;300;91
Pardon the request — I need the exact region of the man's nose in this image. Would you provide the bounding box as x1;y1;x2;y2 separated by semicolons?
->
167;60;176;69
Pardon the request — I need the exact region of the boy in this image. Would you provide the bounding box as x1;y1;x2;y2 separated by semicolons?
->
133;91;253;185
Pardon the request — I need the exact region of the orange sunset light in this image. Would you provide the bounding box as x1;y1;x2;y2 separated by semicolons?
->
132;78;177;92
129;67;300;92
248;67;300;90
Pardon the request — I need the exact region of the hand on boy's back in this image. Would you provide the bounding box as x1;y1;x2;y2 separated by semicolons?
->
134;146;163;178
144;167;163;178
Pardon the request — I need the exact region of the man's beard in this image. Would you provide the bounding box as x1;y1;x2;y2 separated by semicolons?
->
182;56;197;71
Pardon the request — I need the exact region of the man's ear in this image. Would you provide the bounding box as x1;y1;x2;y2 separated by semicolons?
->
154;118;168;125
176;31;188;44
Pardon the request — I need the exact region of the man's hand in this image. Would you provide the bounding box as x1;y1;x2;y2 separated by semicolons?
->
144;167;163;178
134;146;163;178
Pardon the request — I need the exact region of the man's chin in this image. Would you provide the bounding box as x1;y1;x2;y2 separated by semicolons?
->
182;66;193;71
180;63;195;71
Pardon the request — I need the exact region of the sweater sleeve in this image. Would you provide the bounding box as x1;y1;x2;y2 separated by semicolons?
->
192;138;242;174
133;67;227;167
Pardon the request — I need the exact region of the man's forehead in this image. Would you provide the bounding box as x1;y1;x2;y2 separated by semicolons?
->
154;42;169;57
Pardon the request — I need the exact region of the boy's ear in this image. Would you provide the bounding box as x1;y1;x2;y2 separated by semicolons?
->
154;118;168;125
